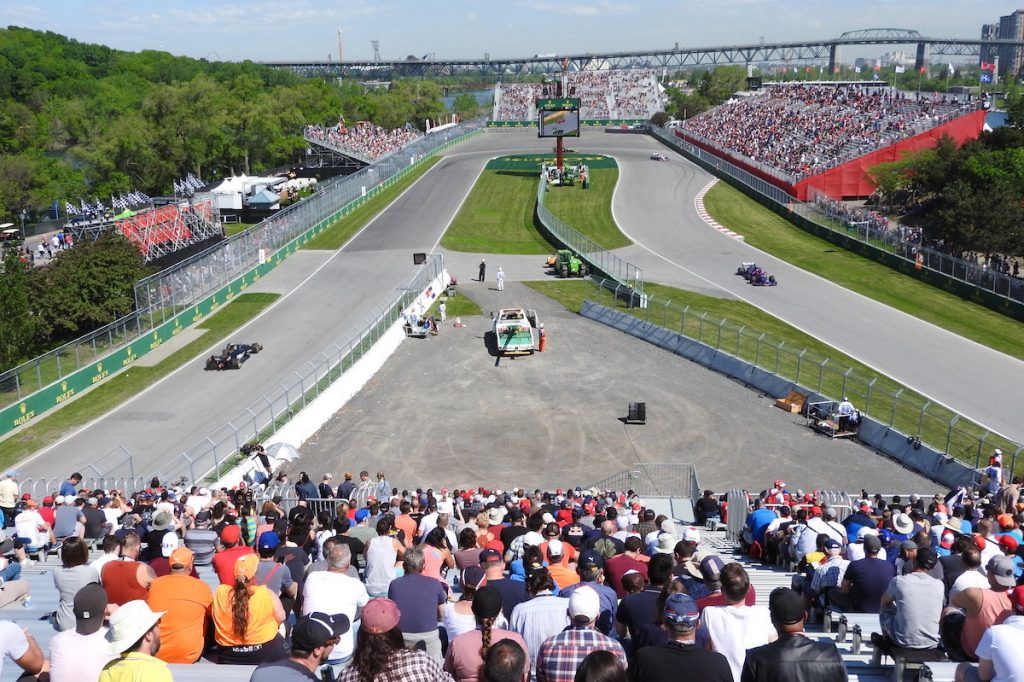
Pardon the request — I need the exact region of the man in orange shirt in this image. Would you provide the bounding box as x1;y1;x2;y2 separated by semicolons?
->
147;547;213;663
393;501;419;548
212;524;254;585
545;540;580;590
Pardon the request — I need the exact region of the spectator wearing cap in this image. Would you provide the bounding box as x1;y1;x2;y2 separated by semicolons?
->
147;531;195;578
183;513;219;566
252;531;296;601
52;495;85;541
510;568;569;678
338;597;454;681
318;474;336;504
628;592;729;682
347;506;377;552
99;600;170;682
829;532;895;613
211;554;287;664
545;539;579;590
14;497;55;553
843;499;877;541
994;513;1022;544
740;587;845;682
251;611;348;682
336;472;356;502
49;583;112;682
302;544;368;668
481;547;530;621
82;496;111;542
806;538;849;609
445;585;529;682
558;550;619;637
213;523;256;585
876;546;944;651
997;534;1022;579
0;472;19;528
387;545;448;661
954;585;1024;682
101;533;155;607
945;555;1016;661
697;563;774;681
446;566;501;641
536;585;626;682
146;547;213;663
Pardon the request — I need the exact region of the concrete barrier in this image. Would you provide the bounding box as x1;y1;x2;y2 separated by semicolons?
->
580;301;977;488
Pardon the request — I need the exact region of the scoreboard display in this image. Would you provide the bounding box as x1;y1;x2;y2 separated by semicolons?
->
537;98;581;138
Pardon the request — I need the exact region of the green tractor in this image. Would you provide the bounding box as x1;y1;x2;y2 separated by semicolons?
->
552;249;589;278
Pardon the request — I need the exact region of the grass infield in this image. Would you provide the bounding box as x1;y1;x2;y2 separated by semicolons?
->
0;293;280;469
703;182;1024;361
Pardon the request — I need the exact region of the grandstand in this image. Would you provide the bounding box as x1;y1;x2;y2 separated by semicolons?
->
65;200;220;263
676;83;985;199
492;69;664;121
303;120;424;164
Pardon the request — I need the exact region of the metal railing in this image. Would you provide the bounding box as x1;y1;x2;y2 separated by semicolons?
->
587;463;701;501
0;122;484;413
650;125;1024;308
534;175;644;295
587;278;1024;479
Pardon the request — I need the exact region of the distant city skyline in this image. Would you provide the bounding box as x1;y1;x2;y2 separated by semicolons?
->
0;1;1009;63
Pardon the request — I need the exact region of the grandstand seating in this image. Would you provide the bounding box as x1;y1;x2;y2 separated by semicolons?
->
303;121;423;162
492;69;663;121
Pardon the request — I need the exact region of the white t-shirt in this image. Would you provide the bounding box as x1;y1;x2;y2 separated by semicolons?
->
49;626;114;682
301;571;369;660
14;510;48;547
699;604;776;681
949;568;989;601
847;542;887;562
975;614;1024;680
90;553;120;582
0;620;29;678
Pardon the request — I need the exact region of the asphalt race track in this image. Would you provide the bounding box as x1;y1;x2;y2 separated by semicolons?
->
17;129;1024;483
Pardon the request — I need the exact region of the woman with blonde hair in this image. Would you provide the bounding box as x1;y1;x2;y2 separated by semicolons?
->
211;554;286;664
475;512;495;549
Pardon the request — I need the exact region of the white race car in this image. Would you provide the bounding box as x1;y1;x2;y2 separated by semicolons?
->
650;152;668;161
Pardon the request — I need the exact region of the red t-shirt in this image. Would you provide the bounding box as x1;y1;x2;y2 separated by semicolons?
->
212;545;255;585
604;554;649;598
697;585;757;613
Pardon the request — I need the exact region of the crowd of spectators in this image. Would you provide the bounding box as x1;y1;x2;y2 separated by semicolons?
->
740;450;1024;681
304;120;423;162
679;84;980;181
493;70;663;121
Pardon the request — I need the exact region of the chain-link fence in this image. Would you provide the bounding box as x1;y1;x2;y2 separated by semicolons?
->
535;175;644;294
0;123;483;414
588;463;701;501
587;278;1024;479
649;126;1024;308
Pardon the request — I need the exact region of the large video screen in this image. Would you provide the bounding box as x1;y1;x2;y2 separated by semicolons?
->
537;97;581;138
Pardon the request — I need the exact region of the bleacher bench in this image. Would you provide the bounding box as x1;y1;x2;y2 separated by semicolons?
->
169;662;255;681
918;662;960;681
870;634;946;682
826;610;882;656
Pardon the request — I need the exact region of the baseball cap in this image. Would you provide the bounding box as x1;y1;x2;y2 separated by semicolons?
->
479;548;503;564
257;531;281;551
825;507;837;519
1010;585;1024;615
161;532;179;557
461;566;485;590
900;539;918;553
997;514;1015;530
863;534;882;553
916;546;938;570
824;538;842;552
988;555;1017;588
220;525;241;544
656;534;676;554
568;586;601;621
234;554;259;581
361;598;401;634
999;535;1019;552
577;549;605;570
292;612;349;651
354;508;370;523
546;539;564;557
682;527;701;543
74;583;108;635
940;532;955;549
700;555;725;583
663;592;700;628
169;547;194;569
769;587;806;625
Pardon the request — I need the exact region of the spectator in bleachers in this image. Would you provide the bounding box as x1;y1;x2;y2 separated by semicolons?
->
52;496;84;541
301;544;368;671
48;583;111;682
481;548;530;621
694;490;722;526
250;612;348;682
545;540;578;590
444;585;528;682
14;499;55;554
828;532;894;613
953;585;1024;682
212;524;254;585
99;600;170;682
741;587;846;682
102;532;156;606
183;515;218;566
616;553;672;652
875;547;944;651
90;534;121;579
944;555;1016;661
509;568;568;678
304;121;423;162
605;536;648;598
53;538;99;631
338;597;454;682
558;550;617;637
632;591;732;682
364;515;405;597
536;585;626;682
483;639;529;682
211;553;286;664
146;547;213;664
387;545;447;662
698;562;775;680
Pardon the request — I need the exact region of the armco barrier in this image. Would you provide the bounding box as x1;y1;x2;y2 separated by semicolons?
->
580;299;978;489
0;129;481;439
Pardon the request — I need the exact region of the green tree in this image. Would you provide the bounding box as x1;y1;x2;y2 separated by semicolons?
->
1005;84;1024;128
451;92;481;120
0;248;34;369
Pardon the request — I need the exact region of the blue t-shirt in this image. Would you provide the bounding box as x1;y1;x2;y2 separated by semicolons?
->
58;481;77;498
387;573;447;633
747;508;777;546
487;578;530;621
843;557;896;613
560;580;619;637
616;587;660;642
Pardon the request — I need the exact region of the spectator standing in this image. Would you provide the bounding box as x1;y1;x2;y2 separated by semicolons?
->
302;544;369;669
146;547;214;664
337;473;357;502
740;587;846;682
211;554;287;664
336;597;454;682
444;585;529;682
496;267;505;291
536;586;627;682
388;545;448;661
250;612;349;682
510;568;569;678
630;592;731;682
479;259;486;282
295;472;317;502
0;473;18;528
99;600;171;682
48;583;113;682
53;537;99;631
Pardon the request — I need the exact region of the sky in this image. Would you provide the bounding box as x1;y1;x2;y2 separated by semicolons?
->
0;1;1008;63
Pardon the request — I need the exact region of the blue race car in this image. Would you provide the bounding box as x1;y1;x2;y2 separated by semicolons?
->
206;343;263;370
736;262;777;286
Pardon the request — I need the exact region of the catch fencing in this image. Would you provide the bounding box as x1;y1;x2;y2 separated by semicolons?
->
587;463;702;502
586;279;1023;480
649;126;1024;316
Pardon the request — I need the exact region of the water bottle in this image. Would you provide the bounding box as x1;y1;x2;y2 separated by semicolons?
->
22;595;31;608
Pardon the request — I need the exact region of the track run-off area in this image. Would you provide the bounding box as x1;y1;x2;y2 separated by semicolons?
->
15;129;1024;482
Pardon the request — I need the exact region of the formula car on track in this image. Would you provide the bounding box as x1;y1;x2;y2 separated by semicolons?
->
650;152;668;161
205;343;263;370
736;262;777;286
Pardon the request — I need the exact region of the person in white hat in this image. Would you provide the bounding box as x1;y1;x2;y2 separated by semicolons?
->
99;600;169;681
535;585;626;682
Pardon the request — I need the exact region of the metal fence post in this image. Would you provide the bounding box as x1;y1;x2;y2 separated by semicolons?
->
817;358;828;392
865;377;877;415
945;416;959;456
735;326;745;356
698;313;708;343
890;389;903;426
917;401;931;437
775;341;784;373
795;349;806;384
841;368;852;398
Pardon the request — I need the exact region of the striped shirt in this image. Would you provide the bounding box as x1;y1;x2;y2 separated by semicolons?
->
537;626;627;682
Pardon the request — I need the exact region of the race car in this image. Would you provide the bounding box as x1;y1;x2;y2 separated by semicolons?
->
650;152;668;161
736;262;777;286
205;342;263;370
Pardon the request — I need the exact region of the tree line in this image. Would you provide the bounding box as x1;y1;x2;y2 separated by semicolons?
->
0;27;452;226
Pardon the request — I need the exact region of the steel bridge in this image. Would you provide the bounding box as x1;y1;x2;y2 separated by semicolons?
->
262;29;1024;79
